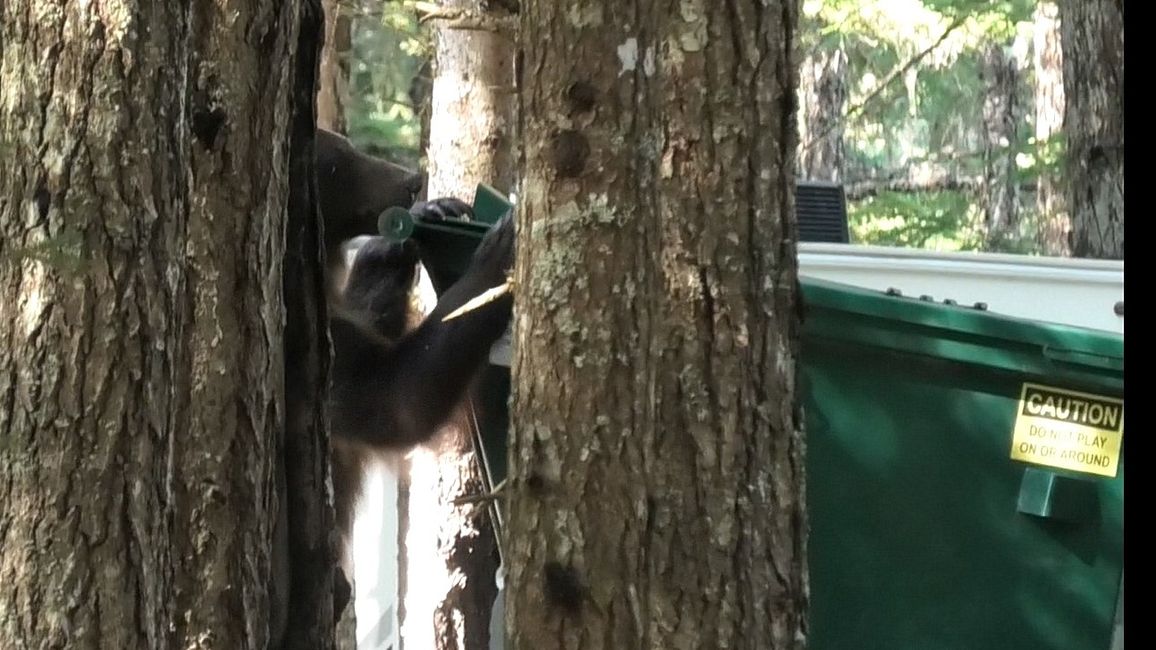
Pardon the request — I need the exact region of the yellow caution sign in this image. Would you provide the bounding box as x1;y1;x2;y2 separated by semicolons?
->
1010;383;1124;478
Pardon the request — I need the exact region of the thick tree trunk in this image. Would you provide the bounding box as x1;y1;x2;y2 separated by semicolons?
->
318;0;352;133
799;47;848;183
399;2;517;649
1033;1;1069;256
980;43;1020;249
507;1;808;649
1059;0;1124;259
0;2;333;648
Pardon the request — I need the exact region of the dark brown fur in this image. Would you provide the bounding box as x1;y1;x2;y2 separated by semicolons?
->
313;129;513;617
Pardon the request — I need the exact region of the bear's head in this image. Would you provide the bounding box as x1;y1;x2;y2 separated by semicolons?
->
316;128;425;256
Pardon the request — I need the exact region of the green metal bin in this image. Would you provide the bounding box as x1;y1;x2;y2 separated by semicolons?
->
801;278;1124;650
385;187;1125;650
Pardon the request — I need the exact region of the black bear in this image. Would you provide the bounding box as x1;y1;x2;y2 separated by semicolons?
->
315;127;514;623
329;218;512;554
274;128;509;647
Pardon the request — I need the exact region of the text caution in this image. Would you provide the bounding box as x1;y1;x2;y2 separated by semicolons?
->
1010;383;1124;478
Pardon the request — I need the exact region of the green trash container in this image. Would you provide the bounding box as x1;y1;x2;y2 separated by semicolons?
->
801;278;1124;650
385;186;1125;650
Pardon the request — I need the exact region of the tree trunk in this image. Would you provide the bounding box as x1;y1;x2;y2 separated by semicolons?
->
506;1;808;649
0;1;331;649
318;0;352;133
980;43;1020;249
283;5;340;650
399;2;517;649
317;4;357;647
1033;1;1069;256
411;58;436;174
1059;0;1124;259
424;0;518;199
799;46;848;183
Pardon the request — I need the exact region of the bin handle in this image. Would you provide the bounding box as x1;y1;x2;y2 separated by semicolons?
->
1042;346;1123;372
1016;467;1099;524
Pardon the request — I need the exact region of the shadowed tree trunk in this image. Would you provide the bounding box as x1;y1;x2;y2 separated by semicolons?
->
980;43;1020;249
411;58;436;168
398;2;517;649
506;1;809;649
799;46;848;183
0;1;334;648
318;2;355;648
1033;1;1069;256
1059;0;1124;259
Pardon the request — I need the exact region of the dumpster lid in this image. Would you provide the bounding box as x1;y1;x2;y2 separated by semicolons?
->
800;276;1124;379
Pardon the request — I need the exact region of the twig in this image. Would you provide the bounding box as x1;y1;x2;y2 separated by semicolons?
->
441;281;512;322
802;14;969;152
415;3;516;33
452;478;508;507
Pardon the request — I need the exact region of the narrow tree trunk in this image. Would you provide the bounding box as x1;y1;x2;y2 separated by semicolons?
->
980;43;1020;249
425;0;518;199
0;1;330;648
1059;0;1124;259
507;1;808;649
283;4;341;650
1033;1;1069;256
318;8;356;650
318;0;352;133
799;46;848;183
411;58;436;173
399;2;517;649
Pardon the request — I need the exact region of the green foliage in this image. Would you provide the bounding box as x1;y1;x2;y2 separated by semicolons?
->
849;185;1048;255
340;0;1070;256
925;0;1035;23
345;1;429;168
1015;132;1065;182
849;190;985;250
799;0;1069;255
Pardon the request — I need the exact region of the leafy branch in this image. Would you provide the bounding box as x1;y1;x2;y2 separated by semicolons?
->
802;12;969;152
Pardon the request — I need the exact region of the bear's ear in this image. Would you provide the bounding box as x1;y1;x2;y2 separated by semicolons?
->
314;128;429;256
316;127;353;174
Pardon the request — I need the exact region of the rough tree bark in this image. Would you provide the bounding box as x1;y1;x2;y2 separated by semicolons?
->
1033;1;1069;256
318;0;352;132
506;1;808;649
1059;0;1124;259
317;4;353;647
0;1;333;649
284;6;339;650
399;2;517;649
798;47;848;183
980;43;1020;249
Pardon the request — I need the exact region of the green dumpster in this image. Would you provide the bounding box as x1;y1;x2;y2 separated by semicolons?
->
802;278;1124;650
385;187;1125;650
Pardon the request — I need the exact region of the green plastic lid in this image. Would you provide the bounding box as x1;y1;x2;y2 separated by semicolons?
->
378;206;415;242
